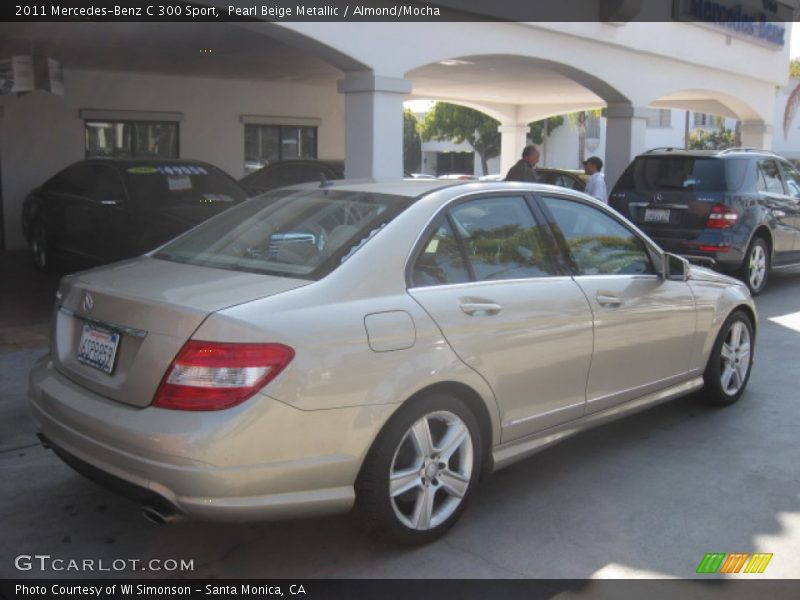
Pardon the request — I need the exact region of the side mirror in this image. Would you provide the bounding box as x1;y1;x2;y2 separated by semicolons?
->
663;252;690;281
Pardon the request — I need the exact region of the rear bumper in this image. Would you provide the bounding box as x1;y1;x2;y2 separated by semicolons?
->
28;354;396;522
647;231;746;271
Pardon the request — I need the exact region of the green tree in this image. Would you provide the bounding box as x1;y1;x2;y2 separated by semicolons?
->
419;102;500;175
528;116;564;145
688;128;735;150
403;109;422;173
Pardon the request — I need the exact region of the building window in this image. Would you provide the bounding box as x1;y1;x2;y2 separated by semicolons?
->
693;112;722;129
644;108;672;128
85;120;179;159
435;151;474;176
244;124;317;173
585;115;601;139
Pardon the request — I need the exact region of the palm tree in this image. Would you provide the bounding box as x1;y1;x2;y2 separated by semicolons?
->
784;81;800;140
566;110;603;167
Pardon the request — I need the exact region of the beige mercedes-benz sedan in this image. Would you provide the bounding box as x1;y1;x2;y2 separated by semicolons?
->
29;180;756;543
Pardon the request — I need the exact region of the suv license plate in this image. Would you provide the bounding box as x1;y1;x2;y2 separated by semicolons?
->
645;208;670;223
76;324;120;374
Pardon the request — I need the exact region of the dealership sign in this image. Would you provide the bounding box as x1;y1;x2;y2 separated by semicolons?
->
674;0;790;48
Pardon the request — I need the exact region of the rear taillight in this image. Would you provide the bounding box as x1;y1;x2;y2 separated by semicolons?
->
153;341;294;411
705;204;739;229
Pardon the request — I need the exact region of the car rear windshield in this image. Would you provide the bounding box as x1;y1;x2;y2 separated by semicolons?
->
153;189;414;280
124;164;248;206
616;157;747;192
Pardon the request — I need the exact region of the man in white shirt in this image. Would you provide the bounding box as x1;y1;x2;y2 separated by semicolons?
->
582;156;608;204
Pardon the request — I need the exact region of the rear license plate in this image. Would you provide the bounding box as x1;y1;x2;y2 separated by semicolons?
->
644;208;670;223
76;324;120;374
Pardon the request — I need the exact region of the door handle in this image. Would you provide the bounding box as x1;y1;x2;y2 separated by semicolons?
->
596;294;623;307
771;210;787;218
459;301;502;316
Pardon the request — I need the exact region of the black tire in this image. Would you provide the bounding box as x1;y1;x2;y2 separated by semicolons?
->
701;310;754;406
354;394;482;544
738;237;769;296
30;221;51;272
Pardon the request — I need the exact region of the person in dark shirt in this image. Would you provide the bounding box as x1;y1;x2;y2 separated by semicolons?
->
505;145;540;182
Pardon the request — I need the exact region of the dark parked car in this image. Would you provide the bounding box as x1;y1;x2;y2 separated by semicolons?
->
22;159;249;270
240;159;344;195
240;159;413;195
610;148;800;294
480;169;587;191
537;168;587;191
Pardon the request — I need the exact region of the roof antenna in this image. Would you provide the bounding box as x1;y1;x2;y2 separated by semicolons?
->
319;173;333;188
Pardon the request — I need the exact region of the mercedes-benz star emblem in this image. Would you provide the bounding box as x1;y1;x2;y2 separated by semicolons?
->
655;193;663;202
82;292;94;314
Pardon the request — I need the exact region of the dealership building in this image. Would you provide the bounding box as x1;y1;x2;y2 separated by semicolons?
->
0;1;793;250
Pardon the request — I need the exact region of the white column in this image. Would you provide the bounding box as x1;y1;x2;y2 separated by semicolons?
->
498;124;529;177
740;121;773;150
602;104;649;190
337;73;412;179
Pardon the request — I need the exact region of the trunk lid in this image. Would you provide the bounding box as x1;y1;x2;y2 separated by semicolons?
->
52;256;309;408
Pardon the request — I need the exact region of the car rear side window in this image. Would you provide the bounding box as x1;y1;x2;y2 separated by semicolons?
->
411;219;471;287
541;196;655;276
411;196;560;287
757;159;786;195
780;162;800;198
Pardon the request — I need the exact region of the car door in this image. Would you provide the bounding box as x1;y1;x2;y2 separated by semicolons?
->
538;194;697;414
757;158;796;256
407;194;595;442
776;160;800;254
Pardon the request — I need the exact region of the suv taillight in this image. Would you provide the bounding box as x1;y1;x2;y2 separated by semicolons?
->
705;204;739;229
153;341;294;411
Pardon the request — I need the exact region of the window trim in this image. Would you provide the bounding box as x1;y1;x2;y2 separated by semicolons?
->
404;191;568;289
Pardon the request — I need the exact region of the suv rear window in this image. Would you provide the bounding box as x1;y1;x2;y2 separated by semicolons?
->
616;157;747;192
154;189;413;280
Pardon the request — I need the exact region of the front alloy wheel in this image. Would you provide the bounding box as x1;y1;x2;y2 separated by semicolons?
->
741;238;769;295
702;310;754;406
356;395;481;544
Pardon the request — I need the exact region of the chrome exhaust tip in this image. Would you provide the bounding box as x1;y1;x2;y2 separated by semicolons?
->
141;504;183;525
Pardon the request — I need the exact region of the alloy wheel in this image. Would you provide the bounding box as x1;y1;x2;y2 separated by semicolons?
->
719;320;752;396
388;410;474;531
747;243;767;293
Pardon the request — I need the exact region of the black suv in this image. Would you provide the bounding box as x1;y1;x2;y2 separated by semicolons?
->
610;148;800;294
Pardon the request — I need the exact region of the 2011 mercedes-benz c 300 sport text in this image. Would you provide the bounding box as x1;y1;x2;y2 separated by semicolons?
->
29;179;756;543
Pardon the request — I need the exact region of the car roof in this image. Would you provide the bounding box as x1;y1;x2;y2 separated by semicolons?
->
80;158;218;168
637;148;780;159
270;178;592;200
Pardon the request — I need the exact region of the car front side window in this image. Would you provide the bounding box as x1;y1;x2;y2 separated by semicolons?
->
540;196;656;276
